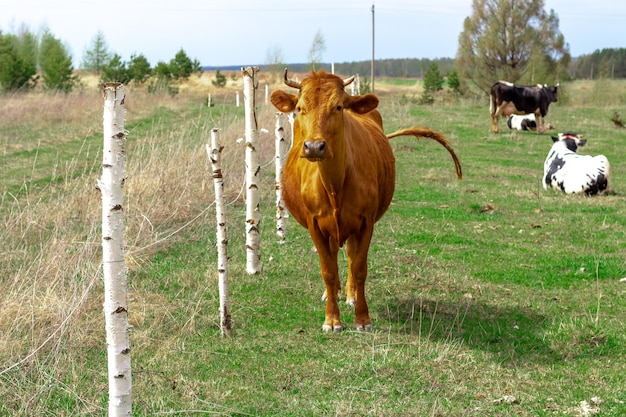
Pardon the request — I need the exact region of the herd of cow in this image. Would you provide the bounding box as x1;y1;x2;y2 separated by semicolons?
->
269;70;611;332
489;80;610;196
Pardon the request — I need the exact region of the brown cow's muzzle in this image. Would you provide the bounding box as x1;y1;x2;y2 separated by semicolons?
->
303;140;328;159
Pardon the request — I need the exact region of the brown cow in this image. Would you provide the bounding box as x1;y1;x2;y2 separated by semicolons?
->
271;69;462;332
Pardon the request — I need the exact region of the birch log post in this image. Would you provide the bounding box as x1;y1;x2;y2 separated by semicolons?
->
287;111;296;149
242;66;261;274
206;128;232;336
98;82;132;417
274;112;288;242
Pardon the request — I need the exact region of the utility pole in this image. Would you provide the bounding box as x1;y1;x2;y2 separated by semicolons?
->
371;3;375;93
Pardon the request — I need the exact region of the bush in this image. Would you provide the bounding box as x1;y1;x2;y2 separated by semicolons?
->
447;70;463;95
212;68;227;88
423;62;444;93
128;53;151;84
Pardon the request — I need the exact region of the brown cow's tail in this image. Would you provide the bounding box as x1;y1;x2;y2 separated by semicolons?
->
386;127;463;180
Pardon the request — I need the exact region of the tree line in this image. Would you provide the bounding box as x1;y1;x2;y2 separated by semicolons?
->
2;0;625;96
0;28;77;92
281;48;626;84
270;58;456;80
570;48;626;80
0;28;202;94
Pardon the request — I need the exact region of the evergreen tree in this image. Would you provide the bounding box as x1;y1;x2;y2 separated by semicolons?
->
212;68;227;87
128;53;151;83
100;54;131;84
0;31;38;91
423;62;445;92
81;31;112;74
447;69;462;94
17;28;38;85
39;31;77;92
153;61;172;80
148;61;178;95
169;48;201;79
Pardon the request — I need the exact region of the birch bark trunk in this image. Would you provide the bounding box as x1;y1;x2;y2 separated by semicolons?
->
274;112;288;242
206;128;231;336
98;82;132;416
242;66;261;274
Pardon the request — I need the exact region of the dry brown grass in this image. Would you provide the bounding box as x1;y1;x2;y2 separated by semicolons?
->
0;73;279;392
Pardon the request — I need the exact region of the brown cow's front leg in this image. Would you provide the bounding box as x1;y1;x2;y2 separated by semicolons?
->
322;279;342;332
346;233;373;331
312;234;343;332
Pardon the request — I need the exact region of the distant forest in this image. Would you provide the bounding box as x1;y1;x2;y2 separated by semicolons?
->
208;48;626;81
569;48;626;79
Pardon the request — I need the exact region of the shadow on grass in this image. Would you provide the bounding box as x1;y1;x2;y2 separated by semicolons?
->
377;295;562;364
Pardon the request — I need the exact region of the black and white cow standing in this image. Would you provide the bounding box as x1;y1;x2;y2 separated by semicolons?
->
490;81;558;133
543;132;610;195
507;114;537;131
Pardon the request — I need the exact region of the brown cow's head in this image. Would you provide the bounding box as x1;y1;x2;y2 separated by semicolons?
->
271;69;379;160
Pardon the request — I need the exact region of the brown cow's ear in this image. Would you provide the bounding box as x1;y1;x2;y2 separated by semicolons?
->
270;90;298;113
346;94;379;114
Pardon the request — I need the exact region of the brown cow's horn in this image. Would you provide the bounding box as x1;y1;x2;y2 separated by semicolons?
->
283;69;301;89
343;76;355;87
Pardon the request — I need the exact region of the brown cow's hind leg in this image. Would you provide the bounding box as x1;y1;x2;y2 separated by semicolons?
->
345;271;357;307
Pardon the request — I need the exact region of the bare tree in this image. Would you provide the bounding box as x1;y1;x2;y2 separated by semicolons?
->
308;29;326;71
264;44;285;76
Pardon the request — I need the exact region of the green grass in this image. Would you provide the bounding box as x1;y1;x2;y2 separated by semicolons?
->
1;80;626;416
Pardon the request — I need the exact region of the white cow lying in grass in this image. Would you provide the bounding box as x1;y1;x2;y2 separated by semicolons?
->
507;113;537;131
543;132;610;195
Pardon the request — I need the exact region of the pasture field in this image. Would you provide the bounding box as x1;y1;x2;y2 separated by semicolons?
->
1;74;625;416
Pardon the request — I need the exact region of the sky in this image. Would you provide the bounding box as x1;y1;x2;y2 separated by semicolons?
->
1;0;625;69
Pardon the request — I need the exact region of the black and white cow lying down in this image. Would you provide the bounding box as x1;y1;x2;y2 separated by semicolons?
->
507;114;537;131
543;132;610;195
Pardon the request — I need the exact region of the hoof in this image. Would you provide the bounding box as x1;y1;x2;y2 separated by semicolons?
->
354;323;373;332
322;323;343;333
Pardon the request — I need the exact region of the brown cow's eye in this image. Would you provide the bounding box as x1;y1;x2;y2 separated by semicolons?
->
337;105;343;111
296;106;301;112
